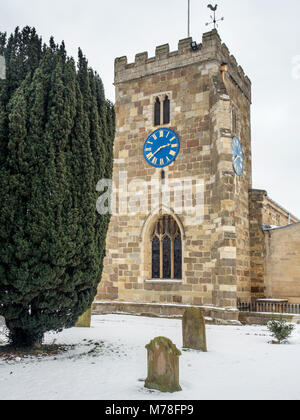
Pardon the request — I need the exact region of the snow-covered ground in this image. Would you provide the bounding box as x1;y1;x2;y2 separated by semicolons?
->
0;314;300;400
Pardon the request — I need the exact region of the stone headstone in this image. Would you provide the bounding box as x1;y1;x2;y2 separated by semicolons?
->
145;337;182;393
0;316;7;343
75;307;92;328
182;307;207;352
0;316;6;330
0;56;6;80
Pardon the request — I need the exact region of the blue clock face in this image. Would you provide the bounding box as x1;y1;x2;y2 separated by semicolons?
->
143;128;180;168
232;136;244;176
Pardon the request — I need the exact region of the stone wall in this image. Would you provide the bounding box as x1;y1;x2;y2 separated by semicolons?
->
249;189;266;298
264;223;300;303
223;64;252;304
249;189;299;300
239;311;300;325
93;301;240;323
96;29;253;310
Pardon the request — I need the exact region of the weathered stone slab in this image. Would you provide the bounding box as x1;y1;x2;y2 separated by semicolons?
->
0;56;6;80
75;308;92;328
182;308;207;351
0;316;6;333
145;336;182;393
0;316;7;343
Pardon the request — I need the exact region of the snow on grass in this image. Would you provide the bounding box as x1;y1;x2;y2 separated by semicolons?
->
0;314;300;400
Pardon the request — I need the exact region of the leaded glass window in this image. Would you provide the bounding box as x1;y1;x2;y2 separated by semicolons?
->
152;236;160;279
151;216;182;280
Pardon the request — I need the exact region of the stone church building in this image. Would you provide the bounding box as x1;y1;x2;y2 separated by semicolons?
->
95;30;300;318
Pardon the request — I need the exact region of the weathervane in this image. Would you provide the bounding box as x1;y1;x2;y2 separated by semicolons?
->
206;4;224;29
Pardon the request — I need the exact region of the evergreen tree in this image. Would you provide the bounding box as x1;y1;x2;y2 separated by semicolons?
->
0;28;115;347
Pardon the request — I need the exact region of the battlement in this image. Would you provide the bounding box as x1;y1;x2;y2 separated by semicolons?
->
115;30;251;102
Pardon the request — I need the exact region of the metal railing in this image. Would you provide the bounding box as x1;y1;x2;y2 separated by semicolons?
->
237;299;300;315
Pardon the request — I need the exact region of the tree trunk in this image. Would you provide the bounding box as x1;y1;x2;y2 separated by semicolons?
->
9;327;43;349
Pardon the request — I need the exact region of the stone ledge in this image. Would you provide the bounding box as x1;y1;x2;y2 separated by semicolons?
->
144;279;183;284
239;311;300;325
93;300;240;324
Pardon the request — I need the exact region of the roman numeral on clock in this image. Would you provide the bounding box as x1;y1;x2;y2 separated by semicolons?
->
146;152;154;160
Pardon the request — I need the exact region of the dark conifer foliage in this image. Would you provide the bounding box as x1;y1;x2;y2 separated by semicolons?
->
0;27;115;347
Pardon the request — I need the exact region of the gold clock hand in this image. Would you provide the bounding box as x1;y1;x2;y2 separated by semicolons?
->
152;144;171;157
152;146;163;157
159;144;171;152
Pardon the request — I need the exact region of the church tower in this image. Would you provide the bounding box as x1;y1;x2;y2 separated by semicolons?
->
96;29;252;311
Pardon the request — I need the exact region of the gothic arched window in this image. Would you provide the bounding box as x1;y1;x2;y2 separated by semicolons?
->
154;97;161;126
163;95;170;125
151;215;182;280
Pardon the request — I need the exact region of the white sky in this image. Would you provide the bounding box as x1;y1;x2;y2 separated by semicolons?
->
1;0;300;218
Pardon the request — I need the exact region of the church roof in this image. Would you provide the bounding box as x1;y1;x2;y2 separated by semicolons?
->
262;222;300;232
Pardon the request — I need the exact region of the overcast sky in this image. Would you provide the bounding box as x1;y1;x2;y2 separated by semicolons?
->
1;0;300;218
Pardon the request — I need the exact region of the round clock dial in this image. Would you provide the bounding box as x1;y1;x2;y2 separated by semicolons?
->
232;136;244;176
143;128;180;168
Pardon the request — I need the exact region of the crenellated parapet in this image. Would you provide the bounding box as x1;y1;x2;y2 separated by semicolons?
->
115;29;251;102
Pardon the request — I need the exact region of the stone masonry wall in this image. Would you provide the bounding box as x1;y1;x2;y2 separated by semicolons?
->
249;189;299;300
222;68;252;304
264;223;300;303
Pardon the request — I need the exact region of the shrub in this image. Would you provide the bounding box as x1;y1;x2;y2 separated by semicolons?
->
267;317;295;344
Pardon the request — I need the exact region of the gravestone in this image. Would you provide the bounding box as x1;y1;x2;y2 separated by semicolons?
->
0;56;6;80
145;337;182;393
182;307;207;352
75;307;92;328
0;316;7;344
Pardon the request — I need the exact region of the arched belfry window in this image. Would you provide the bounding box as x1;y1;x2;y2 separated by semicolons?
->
154;97;161;126
151;215;182;280
163;95;170;125
153;94;171;126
